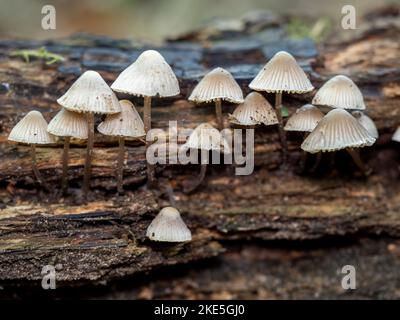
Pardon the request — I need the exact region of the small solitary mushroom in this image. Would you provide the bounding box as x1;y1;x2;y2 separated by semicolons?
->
98;100;145;194
57;70;121;197
352;111;379;139
182;123;230;192
146;207;192;243
229;92;278;127
111;50;180;186
301;109;376;174
189;67;244;130
312;75;365;110
8;110;55;189
393;127;400;142
250;51;314;161
47;108;88;194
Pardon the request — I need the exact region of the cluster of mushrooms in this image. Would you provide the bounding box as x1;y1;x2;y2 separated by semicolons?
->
7;49;399;243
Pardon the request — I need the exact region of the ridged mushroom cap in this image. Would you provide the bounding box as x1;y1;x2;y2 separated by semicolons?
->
98;100;145;138
229;92;278;126
249;51;314;93
189;67;244;104
312;75;365;110
57;70;121;114
8;110;55;145
183;123;230;153
111;50;180;98
352;111;378;139
393;127;400;142
301;109;376;153
284;104;324;132
47;108;88;139
146;207;192;242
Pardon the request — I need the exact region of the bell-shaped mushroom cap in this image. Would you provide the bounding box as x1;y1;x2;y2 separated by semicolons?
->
392;127;400;142
301;109;376;153
229;92;278;126
57;70;121;114
352;111;378;139
312;75;365;110
111;50;180;98
284;104;324;132
183;123;230;153
249;51;314;93
188;67;244;104
146;207;192;242
8;110;55;145
47;108;88;139
98;100;145;138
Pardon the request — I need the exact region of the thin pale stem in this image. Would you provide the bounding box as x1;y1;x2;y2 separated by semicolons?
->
144;96;155;187
215;98;223;130
62;136;70;194
347;148;370;176
83;112;94;198
30;144;49;191
185;164;207;194
117;137;125;194
275;92;288;163
310;152;322;173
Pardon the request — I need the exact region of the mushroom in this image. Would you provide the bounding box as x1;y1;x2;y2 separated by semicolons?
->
301;109;376;174
57;70;121;197
146;207;192;243
393;127;400;142
98;100;145;194
249;51;314;161
352;111;379;139
229;92;278;127
189;67;244;130
182;123;230;192
111;50;180;186
8;110;55;189
312;75;365;110
47;108;88;194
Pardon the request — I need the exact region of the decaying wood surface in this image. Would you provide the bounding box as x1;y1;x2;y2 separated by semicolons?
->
0;6;399;298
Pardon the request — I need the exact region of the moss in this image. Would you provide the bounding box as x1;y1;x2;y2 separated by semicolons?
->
9;47;65;65
286;17;332;43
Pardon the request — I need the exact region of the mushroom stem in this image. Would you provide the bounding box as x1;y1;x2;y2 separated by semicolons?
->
30;144;49;191
185;164;207;193
346;148;370;176
310;152;322;173
83;112;95;197
117;136;125;194
215;98;223;130
143;96;155;186
275;92;288;163
61;136;71;194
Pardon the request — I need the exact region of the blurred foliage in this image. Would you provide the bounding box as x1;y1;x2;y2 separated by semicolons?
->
9;47;65;64
286;17;332;42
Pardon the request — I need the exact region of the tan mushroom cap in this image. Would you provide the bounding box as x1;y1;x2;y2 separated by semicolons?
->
312;75;365;110
229;92;278;126
301;109;375;153
284;104;324;132
47;108;88;139
183;123;230;153
146;207;192;242
8;110;55;145
352;111;378;139
392;127;400;142
57;70;121;114
249;51;314;94
111;50;180;98
98;100;145;138
189;67;244;104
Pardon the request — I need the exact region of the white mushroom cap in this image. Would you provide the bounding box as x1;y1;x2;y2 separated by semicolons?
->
183;123;230;153
47;108;88;139
97;100;145;138
284;104;324;132
352;111;378;139
229;92;278;126
111;50;180;98
57;70;121;114
249;51;314;93
8;110;55;145
301;109;376;153
392;127;400;143
146;207;192;242
189;67;244;104
312;75;365;110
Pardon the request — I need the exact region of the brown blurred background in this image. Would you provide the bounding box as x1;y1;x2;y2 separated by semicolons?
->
0;0;397;41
